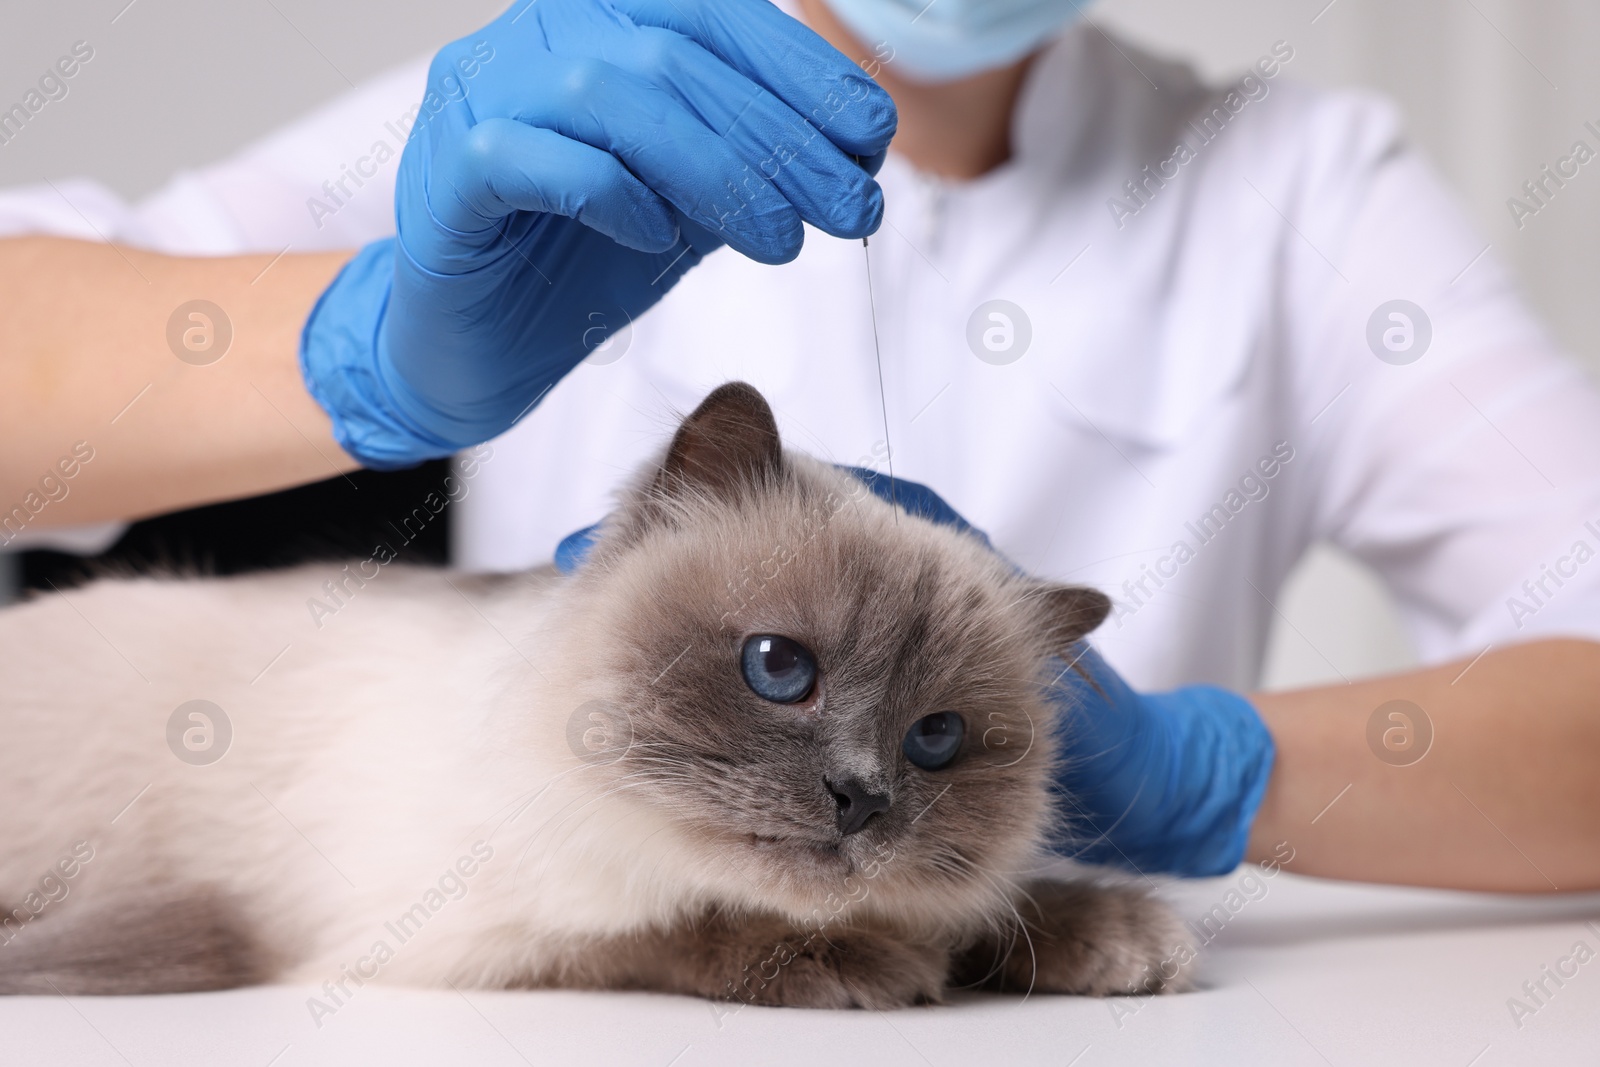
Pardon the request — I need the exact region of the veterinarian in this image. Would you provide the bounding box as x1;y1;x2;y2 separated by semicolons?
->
4;0;1598;890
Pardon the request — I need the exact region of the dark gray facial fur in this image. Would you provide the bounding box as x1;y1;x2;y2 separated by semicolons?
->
569;383;1111;929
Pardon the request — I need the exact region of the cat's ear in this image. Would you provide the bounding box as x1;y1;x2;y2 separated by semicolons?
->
652;381;782;502
1031;584;1113;651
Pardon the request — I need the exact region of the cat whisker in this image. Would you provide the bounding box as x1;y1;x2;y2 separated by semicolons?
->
1052;785;1164;894
937;856;1038;997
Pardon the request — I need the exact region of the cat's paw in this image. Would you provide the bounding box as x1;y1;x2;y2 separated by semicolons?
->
955;880;1193;996
722;925;948;1009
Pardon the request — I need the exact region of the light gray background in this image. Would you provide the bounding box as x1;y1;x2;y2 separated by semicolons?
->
5;0;1596;690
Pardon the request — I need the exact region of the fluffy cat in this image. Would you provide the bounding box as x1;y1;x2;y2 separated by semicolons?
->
0;382;1189;1008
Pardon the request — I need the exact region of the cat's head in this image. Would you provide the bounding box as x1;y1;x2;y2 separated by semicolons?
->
560;383;1109;930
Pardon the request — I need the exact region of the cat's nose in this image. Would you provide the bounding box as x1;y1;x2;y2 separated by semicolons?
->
826;777;891;836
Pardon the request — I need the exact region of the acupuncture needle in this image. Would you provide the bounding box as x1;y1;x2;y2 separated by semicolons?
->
860;195;898;522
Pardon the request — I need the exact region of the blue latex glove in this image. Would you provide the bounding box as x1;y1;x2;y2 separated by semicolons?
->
1049;643;1274;876
554;468;1275;878
301;0;896;469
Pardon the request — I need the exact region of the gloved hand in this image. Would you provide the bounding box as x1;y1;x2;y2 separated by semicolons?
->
1048;642;1274;876
553;467;1275;878
301;0;896;469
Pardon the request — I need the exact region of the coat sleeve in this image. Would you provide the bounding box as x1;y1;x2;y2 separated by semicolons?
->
1282;92;1600;662
0;55;427;254
0;56;427;554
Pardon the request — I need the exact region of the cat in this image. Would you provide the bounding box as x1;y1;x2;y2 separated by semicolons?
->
0;381;1190;1008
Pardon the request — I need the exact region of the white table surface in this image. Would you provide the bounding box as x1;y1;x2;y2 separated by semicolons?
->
4;873;1597;1066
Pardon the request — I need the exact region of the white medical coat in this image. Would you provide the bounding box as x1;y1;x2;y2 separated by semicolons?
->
6;24;1600;691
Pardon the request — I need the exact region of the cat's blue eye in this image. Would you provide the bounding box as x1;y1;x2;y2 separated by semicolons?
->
902;712;965;771
740;635;817;704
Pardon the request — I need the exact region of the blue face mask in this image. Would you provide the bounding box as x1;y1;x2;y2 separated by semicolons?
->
823;0;1090;83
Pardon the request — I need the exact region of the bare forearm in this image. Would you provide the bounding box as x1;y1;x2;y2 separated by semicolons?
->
0;236;358;529
1246;639;1600;892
